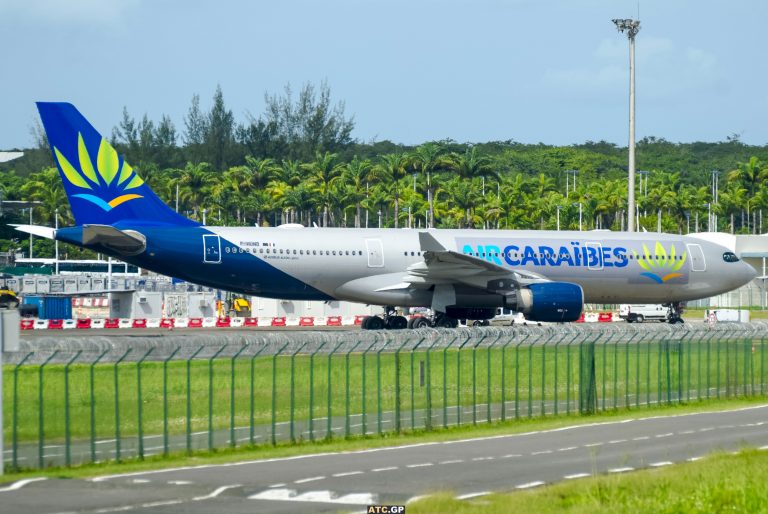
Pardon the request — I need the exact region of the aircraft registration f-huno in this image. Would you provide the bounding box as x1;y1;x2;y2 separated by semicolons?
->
15;103;756;329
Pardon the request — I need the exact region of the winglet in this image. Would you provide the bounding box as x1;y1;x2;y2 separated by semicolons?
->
419;231;447;252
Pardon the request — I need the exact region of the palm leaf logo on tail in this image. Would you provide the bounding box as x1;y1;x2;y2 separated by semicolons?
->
53;133;144;211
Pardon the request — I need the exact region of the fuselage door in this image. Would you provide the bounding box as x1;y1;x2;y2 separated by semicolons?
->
203;234;221;263
365;238;384;268
586;242;603;270
686;243;706;271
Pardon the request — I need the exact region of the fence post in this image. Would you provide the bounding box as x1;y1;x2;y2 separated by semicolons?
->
579;335;597;415
554;335;563;416
716;332;722;399
63;350;83;467
249;342;268;445
136;348;154;459
163;346;181;455
113;349;132;463
327;341;345;439
394;338;413;433
272;341;290;445
37;350;59;469
514;339;525;419
541;333;555;417
361;337;378;435
472;335;486;425
410;337;427;431
309;340;329;441
425;336;441;430
186;346;204;453
442;340;451;429
761;335;766;397
89;349;110;463
376;339;388;435
623;332;639;408
290;341;309;442
566;338;575;415
12;351;34;470
230;342;249;447
502;333;526;422
528;337;534;418
635;332;642;408
457;335;472;426
345;340;363;438
486;334;501;424
207;345;227;450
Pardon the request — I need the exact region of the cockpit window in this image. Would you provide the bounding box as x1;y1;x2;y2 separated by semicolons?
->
723;252;740;263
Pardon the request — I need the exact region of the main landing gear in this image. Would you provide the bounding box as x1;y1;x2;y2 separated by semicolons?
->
666;302;685;324
361;307;462;330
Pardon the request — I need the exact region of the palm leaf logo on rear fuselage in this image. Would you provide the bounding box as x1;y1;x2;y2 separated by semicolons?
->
53;133;144;211
634;242;687;283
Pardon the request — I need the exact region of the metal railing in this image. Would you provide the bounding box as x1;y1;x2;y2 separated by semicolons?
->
3;323;767;470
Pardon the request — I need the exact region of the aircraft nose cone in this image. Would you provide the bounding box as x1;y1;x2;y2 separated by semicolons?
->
741;262;758;285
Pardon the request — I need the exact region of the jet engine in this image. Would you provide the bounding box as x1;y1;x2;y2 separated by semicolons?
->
516;282;583;322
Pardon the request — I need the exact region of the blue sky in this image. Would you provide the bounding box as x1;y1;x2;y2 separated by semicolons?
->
1;0;765;149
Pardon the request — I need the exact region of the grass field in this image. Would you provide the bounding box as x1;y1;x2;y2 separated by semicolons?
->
408;449;768;513
4;335;767;446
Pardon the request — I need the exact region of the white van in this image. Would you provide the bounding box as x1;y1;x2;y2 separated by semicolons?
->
619;304;668;323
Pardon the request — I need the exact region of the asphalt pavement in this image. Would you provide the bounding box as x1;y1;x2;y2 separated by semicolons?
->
2;404;767;514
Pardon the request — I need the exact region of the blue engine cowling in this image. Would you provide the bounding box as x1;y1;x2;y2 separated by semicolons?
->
525;282;583;322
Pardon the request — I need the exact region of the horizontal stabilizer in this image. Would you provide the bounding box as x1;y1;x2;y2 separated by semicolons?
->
81;225;146;255
12;224;55;239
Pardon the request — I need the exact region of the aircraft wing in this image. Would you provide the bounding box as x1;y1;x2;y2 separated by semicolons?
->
406;232;549;287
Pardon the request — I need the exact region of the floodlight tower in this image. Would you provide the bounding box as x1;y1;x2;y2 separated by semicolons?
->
613;18;641;232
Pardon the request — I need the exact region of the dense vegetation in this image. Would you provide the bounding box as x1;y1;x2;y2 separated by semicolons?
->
2;82;767;259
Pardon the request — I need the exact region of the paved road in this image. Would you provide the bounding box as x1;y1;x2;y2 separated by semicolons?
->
2;404;767;513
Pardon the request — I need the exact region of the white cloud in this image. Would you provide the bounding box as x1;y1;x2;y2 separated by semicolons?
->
0;0;140;25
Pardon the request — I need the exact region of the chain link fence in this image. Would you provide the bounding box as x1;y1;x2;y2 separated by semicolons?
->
3;323;768;470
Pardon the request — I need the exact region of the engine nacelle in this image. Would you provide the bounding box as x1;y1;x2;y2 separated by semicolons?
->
517;282;583;322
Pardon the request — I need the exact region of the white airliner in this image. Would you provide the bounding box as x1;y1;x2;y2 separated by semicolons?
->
15;103;757;329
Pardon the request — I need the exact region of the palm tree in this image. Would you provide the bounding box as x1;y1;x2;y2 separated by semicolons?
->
374;153;408;228
303;152;343;227
178;162;216;219
342;156;374;228
409;143;450;227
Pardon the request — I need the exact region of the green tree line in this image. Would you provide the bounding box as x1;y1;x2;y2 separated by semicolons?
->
2;82;768;259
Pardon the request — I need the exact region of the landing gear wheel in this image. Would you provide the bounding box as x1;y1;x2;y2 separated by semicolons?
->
366;315;385;330
409;316;431;329
361;316;371;330
434;314;459;328
386;315;408;330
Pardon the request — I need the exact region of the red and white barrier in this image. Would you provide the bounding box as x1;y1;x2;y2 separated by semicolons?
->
21;313;376;331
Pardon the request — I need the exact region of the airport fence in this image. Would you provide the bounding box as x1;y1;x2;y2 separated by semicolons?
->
3;323;768;470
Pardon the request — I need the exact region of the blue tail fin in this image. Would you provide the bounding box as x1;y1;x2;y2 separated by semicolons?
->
36;102;196;227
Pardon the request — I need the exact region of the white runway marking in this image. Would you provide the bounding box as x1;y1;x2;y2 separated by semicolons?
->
407;462;433;468
650;461;673;467
531;450;552;455
501;453;522;458
687;456;703;462
516;481;545;489
471;456;494;461
268;483;286;488
295;476;325;484
130;479;150;484
608;467;634;473
557;447;577;452
609;439;627;444
249;488;376;505
456;491;490;500
583;442;603;447
633;436;650;441
168;480;193;485
332;471;363;477
564;473;590;480
192;484;240;501
0;478;47;492
438;460;463;465
371;466;398;472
